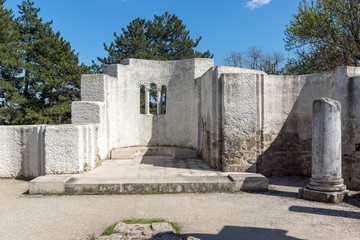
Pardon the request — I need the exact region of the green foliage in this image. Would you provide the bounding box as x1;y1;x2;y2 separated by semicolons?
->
122;219;181;234
122;219;165;224
100;220;181;236
95;12;213;69
0;0;89;124
284;0;360;74
0;0;23;124
101;223;117;236
88;233;96;240
169;222;181;234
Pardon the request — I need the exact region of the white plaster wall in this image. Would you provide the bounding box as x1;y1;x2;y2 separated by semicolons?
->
263;72;335;140
0;125;44;178
334;67;360;149
199;67;217;138
216;66;265;75
222;73;258;139
72;74;117;160
103;58;214;150
0;124;98;178
44;124;97;174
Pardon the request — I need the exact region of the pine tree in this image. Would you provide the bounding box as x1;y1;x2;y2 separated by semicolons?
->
0;0;89;124
0;0;23;124
96;12;213;68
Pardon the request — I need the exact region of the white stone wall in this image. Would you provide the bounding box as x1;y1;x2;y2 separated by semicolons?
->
74;58;214;156
262;73;335;141
197;65;360;189
199;66;266;170
2;58;360;190
0;124;98;178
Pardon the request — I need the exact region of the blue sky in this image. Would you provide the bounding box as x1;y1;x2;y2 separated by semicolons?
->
4;0;300;66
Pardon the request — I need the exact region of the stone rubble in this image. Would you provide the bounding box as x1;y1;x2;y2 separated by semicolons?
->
80;222;200;240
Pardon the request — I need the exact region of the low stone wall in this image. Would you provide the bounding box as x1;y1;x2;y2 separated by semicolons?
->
0;124;99;179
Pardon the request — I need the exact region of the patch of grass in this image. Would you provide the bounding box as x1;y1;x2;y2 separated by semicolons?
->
100;219;182;236
101;223;117;236
122;219;165;224
89;233;96;240
169;222;181;234
122;219;181;234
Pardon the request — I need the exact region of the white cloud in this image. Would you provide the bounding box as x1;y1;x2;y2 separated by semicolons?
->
246;0;271;10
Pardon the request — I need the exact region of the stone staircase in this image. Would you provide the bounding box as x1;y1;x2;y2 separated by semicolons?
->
111;146;198;159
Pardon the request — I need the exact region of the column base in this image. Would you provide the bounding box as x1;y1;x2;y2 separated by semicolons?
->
307;177;346;192
299;187;346;203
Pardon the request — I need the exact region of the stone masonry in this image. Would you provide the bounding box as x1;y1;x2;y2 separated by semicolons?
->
1;59;360;190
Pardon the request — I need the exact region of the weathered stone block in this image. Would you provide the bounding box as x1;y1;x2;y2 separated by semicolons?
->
80;74;107;102
29;175;72;194
298;187;345;203
71;101;105;124
44;125;97;174
228;173;268;191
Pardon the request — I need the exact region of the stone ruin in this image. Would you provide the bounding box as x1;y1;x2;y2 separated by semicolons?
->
1;58;360;191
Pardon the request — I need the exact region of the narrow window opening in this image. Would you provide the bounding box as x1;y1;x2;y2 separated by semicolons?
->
140;85;145;114
161;85;167;114
149;83;157;114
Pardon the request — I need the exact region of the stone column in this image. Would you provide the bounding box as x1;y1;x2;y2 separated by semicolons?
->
299;98;346;203
145;86;150;115
157;86;162;114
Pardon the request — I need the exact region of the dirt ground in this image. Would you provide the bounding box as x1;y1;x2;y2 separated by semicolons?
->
0;176;359;240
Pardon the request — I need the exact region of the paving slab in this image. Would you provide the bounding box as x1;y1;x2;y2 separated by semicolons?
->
2;177;360;240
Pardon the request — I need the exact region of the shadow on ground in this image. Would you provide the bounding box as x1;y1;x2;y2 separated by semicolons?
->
346;197;360;208
181;226;303;240
268;176;309;188
247;176;309;199
289;206;360;220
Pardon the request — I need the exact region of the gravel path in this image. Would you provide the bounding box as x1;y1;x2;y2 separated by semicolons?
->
0;177;359;240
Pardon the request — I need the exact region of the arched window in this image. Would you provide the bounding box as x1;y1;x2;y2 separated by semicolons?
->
149;83;157;114
140;85;145;114
139;83;167;115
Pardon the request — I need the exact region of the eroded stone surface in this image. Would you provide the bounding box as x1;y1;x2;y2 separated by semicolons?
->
80;222;181;240
307;98;346;195
299;187;345;203
112;222;126;233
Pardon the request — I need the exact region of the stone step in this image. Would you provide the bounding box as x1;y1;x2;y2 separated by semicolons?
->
111;146;197;159
29;172;268;195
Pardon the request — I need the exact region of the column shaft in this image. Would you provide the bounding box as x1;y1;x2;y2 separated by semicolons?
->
145;86;150;115
157;87;162;114
308;97;345;192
